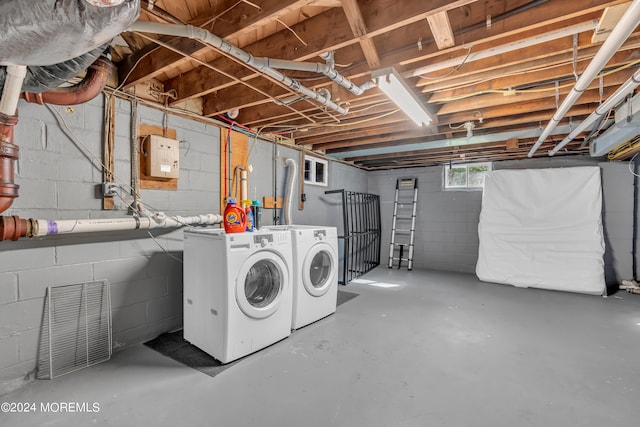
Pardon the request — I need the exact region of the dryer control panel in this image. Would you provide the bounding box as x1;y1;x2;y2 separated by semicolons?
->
313;230;326;240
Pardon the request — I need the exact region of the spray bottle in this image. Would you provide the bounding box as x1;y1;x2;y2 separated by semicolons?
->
242;200;254;232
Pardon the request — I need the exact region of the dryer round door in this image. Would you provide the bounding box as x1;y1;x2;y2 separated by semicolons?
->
302;243;336;297
236;251;289;319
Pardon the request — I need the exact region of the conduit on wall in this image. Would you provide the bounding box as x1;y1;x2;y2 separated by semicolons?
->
284;158;297;225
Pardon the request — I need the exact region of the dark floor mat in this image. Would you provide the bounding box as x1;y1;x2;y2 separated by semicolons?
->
144;290;359;377
144;330;239;377
337;289;359;306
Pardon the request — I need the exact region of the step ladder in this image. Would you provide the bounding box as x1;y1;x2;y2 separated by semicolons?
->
388;177;418;270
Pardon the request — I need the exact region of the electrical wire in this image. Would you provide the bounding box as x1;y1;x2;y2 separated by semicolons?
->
434;59;640;102
194;0;261;31
628;152;640;177
419;46;474;80
46;104;135;196
276;18;308;46
147;231;184;263
305;109;401;128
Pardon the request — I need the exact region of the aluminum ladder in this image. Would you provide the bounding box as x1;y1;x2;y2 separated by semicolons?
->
388;177;418;270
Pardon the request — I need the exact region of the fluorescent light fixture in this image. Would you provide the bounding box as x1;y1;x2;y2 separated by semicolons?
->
372;67;434;127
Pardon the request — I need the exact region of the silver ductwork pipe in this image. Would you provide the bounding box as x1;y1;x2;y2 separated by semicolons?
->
252;57;375;96
128;21;351;115
528;0;640;157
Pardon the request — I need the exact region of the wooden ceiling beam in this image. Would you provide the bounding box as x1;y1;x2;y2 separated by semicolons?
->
312;112;591;150
204;0;620;120
393;0;623;70
344;138;588;163
441;86;615;125
436;67;635;115
355;147;589;169
169;0;471;106
419;32;640;93
120;0;313;87
341;0;382;68
326;120;587;154
199;0;488;116
165;7;357;104
429;49;640;102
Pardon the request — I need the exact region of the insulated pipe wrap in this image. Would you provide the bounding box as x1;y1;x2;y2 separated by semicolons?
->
0;0;139;66
4;45;110;94
21;55;113;105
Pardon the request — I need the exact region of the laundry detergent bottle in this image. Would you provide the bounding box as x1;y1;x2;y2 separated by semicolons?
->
223;198;246;233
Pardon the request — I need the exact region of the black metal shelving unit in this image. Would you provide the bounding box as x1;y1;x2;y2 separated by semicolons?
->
325;189;381;285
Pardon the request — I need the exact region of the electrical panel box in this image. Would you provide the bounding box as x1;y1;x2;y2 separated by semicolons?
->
145;135;180;179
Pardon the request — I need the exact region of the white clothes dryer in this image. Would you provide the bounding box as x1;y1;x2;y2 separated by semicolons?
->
266;225;339;329
183;228;293;363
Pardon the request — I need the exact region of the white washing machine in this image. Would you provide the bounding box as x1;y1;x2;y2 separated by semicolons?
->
183;228;293;363
267;225;339;329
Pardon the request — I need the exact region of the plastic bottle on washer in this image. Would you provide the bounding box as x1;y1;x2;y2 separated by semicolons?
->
223;198;246;233
245;204;254;232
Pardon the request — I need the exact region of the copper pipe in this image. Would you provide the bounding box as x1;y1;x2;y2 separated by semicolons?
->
21;55;113;106
0;112;19;215
0;215;30;241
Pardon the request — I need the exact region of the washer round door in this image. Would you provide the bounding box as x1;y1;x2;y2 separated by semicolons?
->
302;243;336;297
236;251;289;319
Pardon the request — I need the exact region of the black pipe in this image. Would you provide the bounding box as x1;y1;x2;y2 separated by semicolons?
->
633;155;638;281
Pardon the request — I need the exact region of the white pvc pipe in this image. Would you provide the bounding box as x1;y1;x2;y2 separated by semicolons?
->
0;65;27;115
241;170;248;202
411;21;596;78
283;158;296;225
549;68;640;156
528;0;640;157
129;21;348;115
31;213;223;237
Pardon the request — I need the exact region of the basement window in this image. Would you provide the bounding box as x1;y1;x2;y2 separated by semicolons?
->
304;155;328;186
444;162;492;190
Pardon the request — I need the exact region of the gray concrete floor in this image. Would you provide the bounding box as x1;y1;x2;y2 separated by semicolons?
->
2;268;640;426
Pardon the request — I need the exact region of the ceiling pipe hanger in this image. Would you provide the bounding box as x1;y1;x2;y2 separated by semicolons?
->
528;0;640;157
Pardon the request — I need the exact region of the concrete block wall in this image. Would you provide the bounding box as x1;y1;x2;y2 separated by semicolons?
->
0;96;367;395
368;155;635;286
368;166;482;273
0;95;221;394
243;141;368;228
